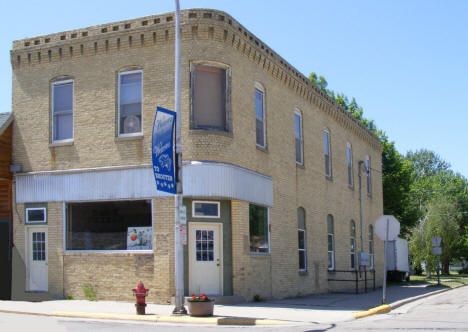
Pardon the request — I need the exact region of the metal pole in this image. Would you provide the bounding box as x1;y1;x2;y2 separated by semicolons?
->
172;0;186;315
358;160;364;276
382;217;389;304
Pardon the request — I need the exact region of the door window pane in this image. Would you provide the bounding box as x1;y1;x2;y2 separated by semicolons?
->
32;232;46;261
195;230;214;262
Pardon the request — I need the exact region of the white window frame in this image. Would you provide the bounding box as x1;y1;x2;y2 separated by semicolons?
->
346;142;354;188
192;200;221;219
366;156;372;196
369;225;374;269
190;61;231;132
298;208;307;271
117;69;143;137
51;79;74;143
255;82;266;149
26;207;47;224
327;215;335;270
294;109;303;165
249;204;270;255
350;220;356;270
324;129;332;178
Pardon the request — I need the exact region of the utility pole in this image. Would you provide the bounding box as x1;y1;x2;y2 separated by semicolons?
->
172;0;186;315
358;161;364;256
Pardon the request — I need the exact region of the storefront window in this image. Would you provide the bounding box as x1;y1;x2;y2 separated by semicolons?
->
66;200;152;251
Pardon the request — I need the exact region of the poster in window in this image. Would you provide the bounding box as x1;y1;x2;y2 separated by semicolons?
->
127;227;152;250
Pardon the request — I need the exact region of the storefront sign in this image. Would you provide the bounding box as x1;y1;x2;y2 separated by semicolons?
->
152;107;176;194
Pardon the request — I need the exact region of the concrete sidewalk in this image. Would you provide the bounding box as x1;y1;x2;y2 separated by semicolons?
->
0;284;458;326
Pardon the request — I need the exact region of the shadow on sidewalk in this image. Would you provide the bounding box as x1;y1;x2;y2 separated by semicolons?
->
224;284;446;312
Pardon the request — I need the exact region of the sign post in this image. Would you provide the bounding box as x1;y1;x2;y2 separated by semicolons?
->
432;236;442;285
152;1;186;315
172;0;186;315
375;215;400;304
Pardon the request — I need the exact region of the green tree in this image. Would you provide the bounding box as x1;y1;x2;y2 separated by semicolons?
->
308;72;413;234
410;197;462;275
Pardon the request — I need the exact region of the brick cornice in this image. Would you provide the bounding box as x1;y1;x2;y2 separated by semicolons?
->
11;8;382;152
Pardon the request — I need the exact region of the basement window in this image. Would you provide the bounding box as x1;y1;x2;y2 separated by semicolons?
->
65;200;152;251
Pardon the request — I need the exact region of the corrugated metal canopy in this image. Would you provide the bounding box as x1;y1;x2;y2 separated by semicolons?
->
16;162;273;207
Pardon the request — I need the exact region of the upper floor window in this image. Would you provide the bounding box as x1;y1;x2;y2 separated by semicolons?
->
366;156;372;196
249;204;269;254
255;83;266;148
324;130;332;177
191;63;229;132
118;70;143;135
294;110;303;165
350;220;356;269
327;214;335;270
369;225;374;269
52;80;73;142
346;143;353;187
298;207;307;271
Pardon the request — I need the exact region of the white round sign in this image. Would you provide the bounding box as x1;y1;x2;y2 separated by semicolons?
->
374;215;400;241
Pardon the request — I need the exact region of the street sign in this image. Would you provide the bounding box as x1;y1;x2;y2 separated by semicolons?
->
432;247;442;255
179;225;187;245
152;107;176;194
375;215;400;241
180;206;187;225
359;252;369;267
431;236;442;247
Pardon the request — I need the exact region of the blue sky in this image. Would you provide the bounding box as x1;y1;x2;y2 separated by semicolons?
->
1;1;467;177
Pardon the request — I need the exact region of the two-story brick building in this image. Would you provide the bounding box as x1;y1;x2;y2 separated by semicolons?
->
10;9;383;302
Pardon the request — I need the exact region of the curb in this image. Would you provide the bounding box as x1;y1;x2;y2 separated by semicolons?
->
352;304;391;319
353;283;467;319
390;282;467;310
50;311;290;325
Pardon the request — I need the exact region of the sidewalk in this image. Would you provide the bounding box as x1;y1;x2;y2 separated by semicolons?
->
0;284;459;326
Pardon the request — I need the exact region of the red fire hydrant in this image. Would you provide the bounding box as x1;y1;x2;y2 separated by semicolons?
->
132;281;149;315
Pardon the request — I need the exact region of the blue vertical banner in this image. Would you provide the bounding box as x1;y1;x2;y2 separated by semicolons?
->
152;106;176;194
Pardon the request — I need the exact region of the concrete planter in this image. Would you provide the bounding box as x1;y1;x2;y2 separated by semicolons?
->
187;300;214;317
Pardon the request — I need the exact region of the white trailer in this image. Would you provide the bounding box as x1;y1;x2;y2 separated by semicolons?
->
386;237;410;281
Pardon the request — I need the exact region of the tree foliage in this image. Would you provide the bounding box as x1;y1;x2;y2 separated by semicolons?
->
308;72;412;233
409;197;462;274
307;72;468;270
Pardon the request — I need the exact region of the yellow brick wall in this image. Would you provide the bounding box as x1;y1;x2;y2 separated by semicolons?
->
11;9;384;301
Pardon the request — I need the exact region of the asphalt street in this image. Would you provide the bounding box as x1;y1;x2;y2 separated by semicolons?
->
0;286;467;332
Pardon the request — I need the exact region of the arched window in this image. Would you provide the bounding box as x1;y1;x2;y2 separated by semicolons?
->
350;220;356;269
324;130;332;177
366;155;372;196
255;82;266;148
346;143;353;187
118;68;143;135
298;207;306;271
327;215;334;270
369;225;374;269
51;77;74;142
294;109;303;165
